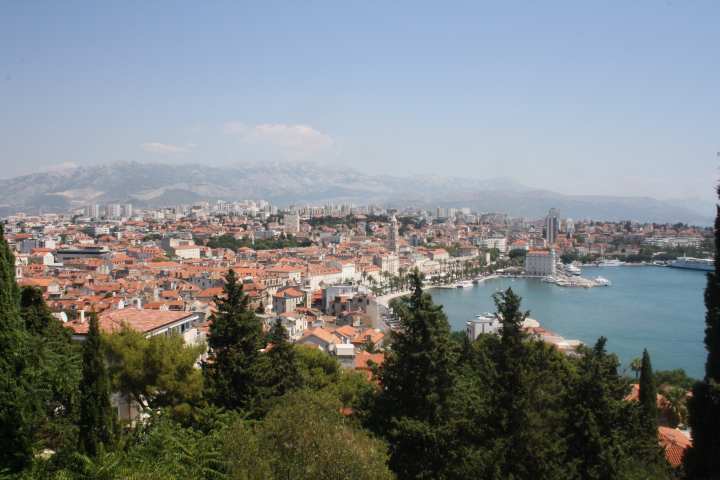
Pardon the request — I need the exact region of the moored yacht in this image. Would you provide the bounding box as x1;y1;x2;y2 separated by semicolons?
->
594;276;611;286
564;263;582;276
597;259;625;267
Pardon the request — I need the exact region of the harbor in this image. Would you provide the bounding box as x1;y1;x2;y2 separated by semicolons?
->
430;265;706;377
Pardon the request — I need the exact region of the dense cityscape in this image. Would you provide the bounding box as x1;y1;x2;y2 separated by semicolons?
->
1;198;716;477
3;1;720;479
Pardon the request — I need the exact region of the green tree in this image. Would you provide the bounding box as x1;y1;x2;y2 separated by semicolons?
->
295;344;341;390
105;326;205;414
203;269;263;411
254;318;302;412
638;349;658;438
78;312;116;456
664;386;689;428
256;389;394;480
655;369;696;390
685;185;720;478
564;338;631;479
488;288;568;479
20;286;82;453
375;269;457;479
0;225;37;472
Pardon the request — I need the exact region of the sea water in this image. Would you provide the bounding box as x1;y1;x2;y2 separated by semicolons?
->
429;266;706;378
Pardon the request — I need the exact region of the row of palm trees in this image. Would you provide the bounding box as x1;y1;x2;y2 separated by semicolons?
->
358;257;498;296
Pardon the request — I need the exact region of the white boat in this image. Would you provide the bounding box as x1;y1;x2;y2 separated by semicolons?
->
594;276;611;286
669;257;713;272
564;263;582;276
597;259;625;267
455;280;474;288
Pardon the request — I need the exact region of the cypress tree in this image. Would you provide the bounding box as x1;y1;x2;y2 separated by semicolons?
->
0;225;36;471
638;349;658;437
685;184;720;478
78;312;115;456
375;269;457;479
203;269;263;410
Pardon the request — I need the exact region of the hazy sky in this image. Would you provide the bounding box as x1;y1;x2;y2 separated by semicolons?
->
1;1;718;202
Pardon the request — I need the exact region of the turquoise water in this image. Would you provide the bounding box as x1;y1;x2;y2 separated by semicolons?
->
429;266;707;378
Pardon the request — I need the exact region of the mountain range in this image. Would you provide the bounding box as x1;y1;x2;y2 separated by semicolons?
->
0;161;712;224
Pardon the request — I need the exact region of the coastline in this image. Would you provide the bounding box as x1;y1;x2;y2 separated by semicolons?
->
428;265;705;377
375;290;411;307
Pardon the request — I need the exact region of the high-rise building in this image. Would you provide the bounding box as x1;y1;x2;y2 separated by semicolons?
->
544;208;560;245
106;203;122;219
565;218;575;237
85;204;102;219
387;214;400;254
284;212;300;234
123;203;134;218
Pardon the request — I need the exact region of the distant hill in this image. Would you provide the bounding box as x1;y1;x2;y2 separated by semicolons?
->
0;161;711;224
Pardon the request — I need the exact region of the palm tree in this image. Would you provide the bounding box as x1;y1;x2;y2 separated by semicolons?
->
664;387;689;428
629;357;642;380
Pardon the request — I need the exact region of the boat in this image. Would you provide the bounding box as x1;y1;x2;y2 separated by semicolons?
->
455;280;474;288
597;259;625;267
669;257;713;272
594;276;611;286
564;263;582;276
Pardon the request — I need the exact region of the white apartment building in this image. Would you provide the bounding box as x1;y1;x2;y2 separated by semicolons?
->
475;236;507;253
466;314;502;340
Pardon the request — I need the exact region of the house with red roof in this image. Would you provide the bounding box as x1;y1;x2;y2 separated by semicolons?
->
272;286;305;314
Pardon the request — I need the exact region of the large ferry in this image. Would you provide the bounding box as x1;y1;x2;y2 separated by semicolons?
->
669;257;714;272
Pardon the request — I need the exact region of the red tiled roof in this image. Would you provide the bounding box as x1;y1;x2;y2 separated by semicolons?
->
299;327;338;345
354;351;384;370
66;309;194;335
658;427;691;468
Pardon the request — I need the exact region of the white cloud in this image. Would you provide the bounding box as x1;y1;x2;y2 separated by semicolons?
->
223;122;334;157
141;142;194;154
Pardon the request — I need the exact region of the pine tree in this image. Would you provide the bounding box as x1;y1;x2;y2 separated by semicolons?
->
375;269;457;479
255;318;301;411
203;269;263;411
21;286;82;452
78;312;115;456
564;337;629;479
0;225;36;471
685;184;720;478
489;288;569;479
638;349;658;437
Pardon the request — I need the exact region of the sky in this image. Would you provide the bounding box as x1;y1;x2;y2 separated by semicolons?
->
1;1;718;204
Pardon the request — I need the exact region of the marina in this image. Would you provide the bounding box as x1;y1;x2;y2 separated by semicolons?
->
430;265;707;378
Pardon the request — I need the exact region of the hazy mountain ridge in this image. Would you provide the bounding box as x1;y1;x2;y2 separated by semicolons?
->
0;161;711;224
